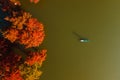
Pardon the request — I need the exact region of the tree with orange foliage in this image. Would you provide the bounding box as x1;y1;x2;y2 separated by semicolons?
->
0;0;47;79
25;49;47;66
2;3;45;48
18;18;45;48
0;45;47;80
0;52;22;80
3;16;45;48
19;49;47;80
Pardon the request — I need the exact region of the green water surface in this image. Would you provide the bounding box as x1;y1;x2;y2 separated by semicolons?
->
21;0;120;80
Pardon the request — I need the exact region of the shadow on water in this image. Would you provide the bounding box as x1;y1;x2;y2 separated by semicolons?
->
72;31;90;42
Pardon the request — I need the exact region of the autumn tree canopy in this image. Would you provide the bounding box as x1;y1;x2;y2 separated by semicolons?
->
0;0;47;80
1;0;45;48
3;16;45;48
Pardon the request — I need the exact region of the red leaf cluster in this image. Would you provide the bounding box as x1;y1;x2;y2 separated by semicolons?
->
25;49;47;66
0;52;22;79
3;69;23;80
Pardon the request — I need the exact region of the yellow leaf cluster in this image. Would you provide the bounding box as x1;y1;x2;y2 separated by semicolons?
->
19;63;42;80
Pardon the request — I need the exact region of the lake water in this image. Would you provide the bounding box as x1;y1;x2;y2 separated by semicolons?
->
21;0;120;80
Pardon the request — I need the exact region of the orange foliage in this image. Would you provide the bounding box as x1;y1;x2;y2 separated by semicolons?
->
25;49;47;66
3;28;19;43
4;14;45;48
9;0;40;5
4;12;31;30
25;18;44;31
3;70;23;80
30;0;40;4
10;0;21;5
0;52;22;80
10;0;40;4
0;0;46;79
18;18;45;48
